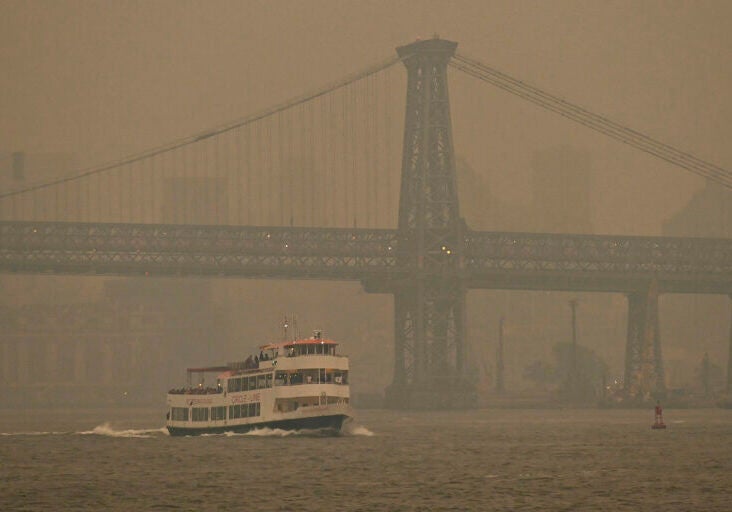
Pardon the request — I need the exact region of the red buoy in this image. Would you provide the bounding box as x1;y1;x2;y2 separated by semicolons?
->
652;401;666;429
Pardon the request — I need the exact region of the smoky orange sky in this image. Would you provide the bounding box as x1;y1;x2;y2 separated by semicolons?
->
1;0;730;234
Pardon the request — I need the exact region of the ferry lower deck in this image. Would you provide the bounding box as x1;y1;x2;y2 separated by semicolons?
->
167;412;349;436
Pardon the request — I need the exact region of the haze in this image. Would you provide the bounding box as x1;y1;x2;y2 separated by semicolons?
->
1;1;730;407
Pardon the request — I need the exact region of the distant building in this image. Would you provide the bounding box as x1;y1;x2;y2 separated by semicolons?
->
663;180;732;238
0;153;232;407
0;281;225;407
0;151;77;221
661;179;731;390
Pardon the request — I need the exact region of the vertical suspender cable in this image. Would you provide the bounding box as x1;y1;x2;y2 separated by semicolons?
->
308;99;315;227
277;111;284;226
235;127;242;225
341;86;348;227
214;133;220;225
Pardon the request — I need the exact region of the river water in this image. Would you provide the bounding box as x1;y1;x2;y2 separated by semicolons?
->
1;407;731;511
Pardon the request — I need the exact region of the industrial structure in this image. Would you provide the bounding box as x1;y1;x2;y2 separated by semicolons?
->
1;38;731;407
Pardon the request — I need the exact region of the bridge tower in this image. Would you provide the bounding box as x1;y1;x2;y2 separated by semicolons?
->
382;37;473;409
623;280;666;401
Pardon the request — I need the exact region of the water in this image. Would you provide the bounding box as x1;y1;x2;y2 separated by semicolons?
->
1;407;731;511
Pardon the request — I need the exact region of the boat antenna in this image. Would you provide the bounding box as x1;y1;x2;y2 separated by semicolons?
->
293;314;300;340
283;315;289;341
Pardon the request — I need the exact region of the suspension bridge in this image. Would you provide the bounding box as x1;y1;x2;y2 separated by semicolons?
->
2;38;731;408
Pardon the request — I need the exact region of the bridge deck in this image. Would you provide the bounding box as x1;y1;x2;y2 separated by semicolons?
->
1;221;730;294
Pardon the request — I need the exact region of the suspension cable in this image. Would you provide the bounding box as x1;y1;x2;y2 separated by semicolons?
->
451;52;732;189
1;54;403;200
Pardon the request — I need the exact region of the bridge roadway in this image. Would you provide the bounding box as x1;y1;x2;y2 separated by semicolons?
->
1;221;731;294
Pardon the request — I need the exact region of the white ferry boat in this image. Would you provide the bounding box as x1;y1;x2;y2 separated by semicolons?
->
165;331;351;436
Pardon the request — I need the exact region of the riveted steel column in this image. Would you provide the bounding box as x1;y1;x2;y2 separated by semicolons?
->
623;280;666;401
385;37;472;409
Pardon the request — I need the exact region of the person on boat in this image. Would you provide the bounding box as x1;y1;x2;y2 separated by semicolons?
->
654;401;663;423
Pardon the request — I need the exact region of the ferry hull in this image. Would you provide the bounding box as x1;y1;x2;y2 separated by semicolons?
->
167;413;349;437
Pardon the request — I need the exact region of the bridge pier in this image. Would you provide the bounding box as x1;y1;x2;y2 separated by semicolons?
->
623;280;666;401
383;36;475;409
385;278;472;409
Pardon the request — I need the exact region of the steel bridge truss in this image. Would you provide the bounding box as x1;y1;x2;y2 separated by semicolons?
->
0;221;399;280
2;39;732;407
3;222;729;288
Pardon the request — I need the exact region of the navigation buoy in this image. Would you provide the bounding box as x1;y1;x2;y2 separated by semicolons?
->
652;401;666;429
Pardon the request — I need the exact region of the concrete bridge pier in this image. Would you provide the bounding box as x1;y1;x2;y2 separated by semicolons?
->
623;280;666;401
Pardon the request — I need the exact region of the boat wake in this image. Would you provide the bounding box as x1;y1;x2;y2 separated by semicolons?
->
207;427;341;438
342;421;375;437
1;431;69;436
194;422;375;438
77;423;167;438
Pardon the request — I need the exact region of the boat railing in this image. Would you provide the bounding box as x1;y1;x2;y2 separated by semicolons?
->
168;386;223;395
275;378;348;386
283;353;348;359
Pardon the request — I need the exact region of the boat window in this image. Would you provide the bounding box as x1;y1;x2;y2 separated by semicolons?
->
275;371;287;385
192;407;209;422
241;377;249;391
227;378;242;393
211;406;226;421
266;374;273;388
248;376;257;390
322;369;348;384
171;407;188;421
257;374;266;389
228;403;261;419
303;369;319;384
